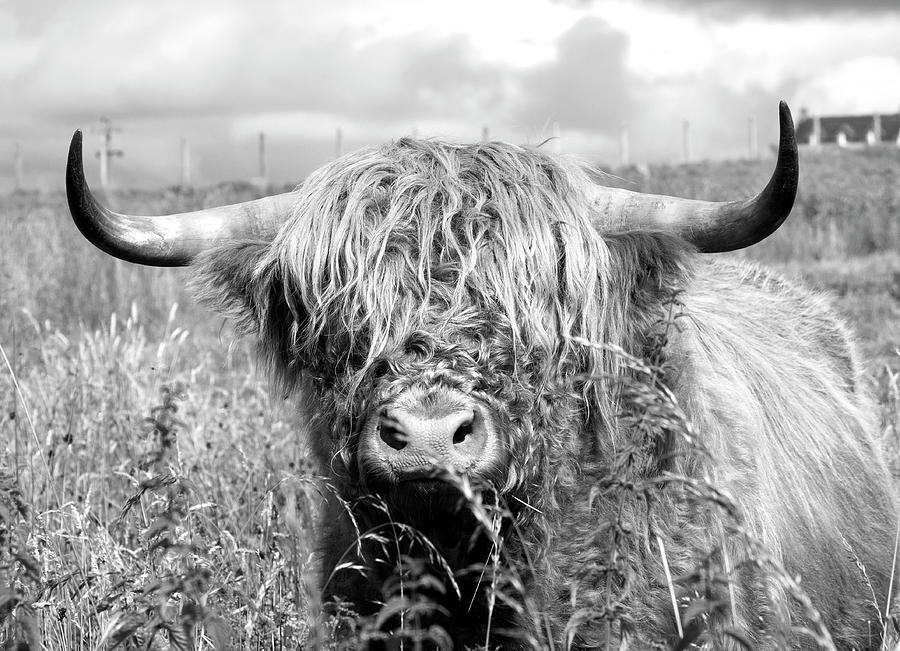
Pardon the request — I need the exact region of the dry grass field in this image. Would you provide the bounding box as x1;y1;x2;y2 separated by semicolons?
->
1;146;899;649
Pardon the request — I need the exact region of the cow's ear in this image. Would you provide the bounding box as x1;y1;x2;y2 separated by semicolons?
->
192;241;274;331
603;231;692;334
192;241;301;389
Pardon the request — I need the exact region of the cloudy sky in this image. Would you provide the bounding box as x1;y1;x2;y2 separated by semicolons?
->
2;0;899;191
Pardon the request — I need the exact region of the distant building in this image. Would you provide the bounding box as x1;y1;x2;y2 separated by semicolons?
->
795;109;900;147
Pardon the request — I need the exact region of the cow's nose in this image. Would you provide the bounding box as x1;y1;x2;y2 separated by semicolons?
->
375;407;488;477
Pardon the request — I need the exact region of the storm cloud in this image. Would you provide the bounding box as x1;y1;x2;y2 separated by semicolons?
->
515;18;632;132
9;10;509;125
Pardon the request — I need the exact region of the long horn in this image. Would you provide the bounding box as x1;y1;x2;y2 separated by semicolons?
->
66;130;295;266
591;101;798;252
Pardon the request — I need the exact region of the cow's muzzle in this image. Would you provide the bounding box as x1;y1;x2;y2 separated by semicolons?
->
358;387;503;484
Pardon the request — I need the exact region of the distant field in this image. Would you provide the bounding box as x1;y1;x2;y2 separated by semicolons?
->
1;147;899;648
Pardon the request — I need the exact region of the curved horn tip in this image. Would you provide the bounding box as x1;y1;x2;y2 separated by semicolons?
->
66;128;99;233
66;130;86;200
777;101;797;154
67;130;83;169
687;101;798;253
778;100;793;128
775;100;799;197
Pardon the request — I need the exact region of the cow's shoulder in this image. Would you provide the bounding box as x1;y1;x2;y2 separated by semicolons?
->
681;258;864;394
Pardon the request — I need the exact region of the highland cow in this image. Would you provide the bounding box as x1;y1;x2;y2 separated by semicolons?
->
66;103;899;649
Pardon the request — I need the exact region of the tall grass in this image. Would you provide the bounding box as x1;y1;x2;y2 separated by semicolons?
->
0;183;291;338
1;306;318;649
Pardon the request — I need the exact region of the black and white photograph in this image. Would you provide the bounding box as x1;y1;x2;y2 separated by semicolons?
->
2;0;900;648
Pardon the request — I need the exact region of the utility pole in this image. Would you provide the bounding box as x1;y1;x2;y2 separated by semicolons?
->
90;118;124;315
94;117;123;188
180;138;191;187
13;143;23;191
481;126;489;142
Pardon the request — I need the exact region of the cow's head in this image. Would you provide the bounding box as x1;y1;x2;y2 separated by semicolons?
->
66;104;798;505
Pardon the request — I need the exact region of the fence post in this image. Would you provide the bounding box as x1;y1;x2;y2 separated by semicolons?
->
748;115;759;159
258;132;267;181
180;138;191;187
682;120;692;163
334;127;343;159
619;122;630;166
13;142;23;190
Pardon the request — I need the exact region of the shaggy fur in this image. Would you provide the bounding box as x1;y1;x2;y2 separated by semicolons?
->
194;138;899;649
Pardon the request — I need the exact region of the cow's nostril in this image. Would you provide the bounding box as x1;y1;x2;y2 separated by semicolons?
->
379;415;408;451
452;412;475;445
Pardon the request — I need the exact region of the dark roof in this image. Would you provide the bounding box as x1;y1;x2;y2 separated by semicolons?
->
795;113;900;144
